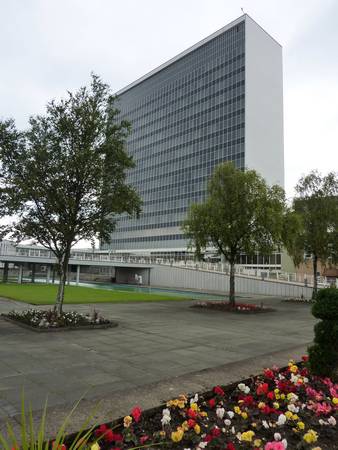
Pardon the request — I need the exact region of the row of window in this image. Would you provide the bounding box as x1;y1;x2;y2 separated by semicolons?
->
126;80;245;146
126;65;245;131
129;136;245;182
110;234;185;244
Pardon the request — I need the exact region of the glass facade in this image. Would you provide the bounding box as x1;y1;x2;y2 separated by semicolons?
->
104;20;246;252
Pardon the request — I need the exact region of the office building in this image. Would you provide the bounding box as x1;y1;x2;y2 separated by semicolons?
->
102;14;284;262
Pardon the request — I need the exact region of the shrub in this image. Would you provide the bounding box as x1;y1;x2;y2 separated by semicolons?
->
308;287;338;379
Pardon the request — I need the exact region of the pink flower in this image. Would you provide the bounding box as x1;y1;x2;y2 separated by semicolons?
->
140;435;149;444
265;441;286;450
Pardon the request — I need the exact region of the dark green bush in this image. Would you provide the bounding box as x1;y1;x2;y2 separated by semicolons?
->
308;287;338;379
313;320;338;346
312;287;338;319
308;344;338;377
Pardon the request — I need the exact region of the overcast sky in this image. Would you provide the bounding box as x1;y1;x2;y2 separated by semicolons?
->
1;0;337;199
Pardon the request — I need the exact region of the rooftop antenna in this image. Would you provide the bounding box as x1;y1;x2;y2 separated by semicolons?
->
241;7;245;14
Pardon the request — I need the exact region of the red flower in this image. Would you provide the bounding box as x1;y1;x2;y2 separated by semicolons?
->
302;355;309;362
242;395;254;406
187;419;196;428
209;398;216;408
140;435;149;444
204;434;213;443
51;444;66;450
226;443;236;450
214;385;225;396
187;407;198;419
212;427;221;437
264;368;274;379
267;391;275;400
95;424;108;437
131;406;142;422
256;383;269;395
104;430;114;442
111;433;123;442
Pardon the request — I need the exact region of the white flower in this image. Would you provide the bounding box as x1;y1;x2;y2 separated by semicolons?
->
328;416;336;426
224;419;231;426
282;438;288;448
190;394;198;404
227;411;234;419
318;419;326;426
216;407;225;419
197;442;208;449
161;408;171;425
287;404;299;413
274;432;282;441
277;414;286;426
237;383;251;394
231;426;236;434
262;420;269;429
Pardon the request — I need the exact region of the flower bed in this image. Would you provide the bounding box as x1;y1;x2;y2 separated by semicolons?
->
61;358;337;449
282;298;314;304
191;301;274;313
1;309;115;331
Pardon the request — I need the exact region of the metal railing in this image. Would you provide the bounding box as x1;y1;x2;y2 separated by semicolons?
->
0;244;334;288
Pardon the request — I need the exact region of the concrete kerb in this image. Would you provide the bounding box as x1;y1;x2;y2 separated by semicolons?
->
0;344;309;443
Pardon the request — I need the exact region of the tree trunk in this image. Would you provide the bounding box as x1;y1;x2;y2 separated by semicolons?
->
54;252;70;316
229;262;236;307
312;254;318;299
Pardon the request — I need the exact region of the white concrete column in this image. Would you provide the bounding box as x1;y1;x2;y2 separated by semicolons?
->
76;265;80;285
46;265;51;284
18;265;23;284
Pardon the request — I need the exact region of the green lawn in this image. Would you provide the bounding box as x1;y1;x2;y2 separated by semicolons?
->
0;283;190;305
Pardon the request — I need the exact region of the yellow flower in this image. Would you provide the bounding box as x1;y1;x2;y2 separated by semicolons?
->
171;428;184;442
234;406;241;414
123;415;132;428
332;397;338;405
240;430;255;442
258;402;266;409
292;414;299;421
274;388;280;394
181;421;189;431
159;431;166;437
285;411;293;420
254;439;262;447
297;421;305;430
91;444;100;450
290;365;298;373
200;411;208;417
275;394;281;400
273;402;280;409
303;429;318;444
194;424;201;434
241;412;248;419
190;402;198;411
280;394;285;400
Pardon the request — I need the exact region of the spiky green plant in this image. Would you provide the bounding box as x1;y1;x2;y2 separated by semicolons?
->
0;391;100;450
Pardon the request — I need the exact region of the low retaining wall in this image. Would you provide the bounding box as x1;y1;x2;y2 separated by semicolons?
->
149;265;313;298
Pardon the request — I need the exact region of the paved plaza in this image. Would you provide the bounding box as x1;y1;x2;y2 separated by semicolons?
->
0;295;316;425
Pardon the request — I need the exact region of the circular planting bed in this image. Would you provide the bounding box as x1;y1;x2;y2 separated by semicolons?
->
1;309;116;332
191;301;275;314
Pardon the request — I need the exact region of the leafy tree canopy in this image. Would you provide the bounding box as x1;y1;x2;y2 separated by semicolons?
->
0;74;141;312
183;162;286;304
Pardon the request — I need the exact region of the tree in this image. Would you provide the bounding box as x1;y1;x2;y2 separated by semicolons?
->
183;162;286;306
285;171;338;298
0;74;141;314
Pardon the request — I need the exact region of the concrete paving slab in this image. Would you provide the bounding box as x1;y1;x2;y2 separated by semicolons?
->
0;294;316;433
